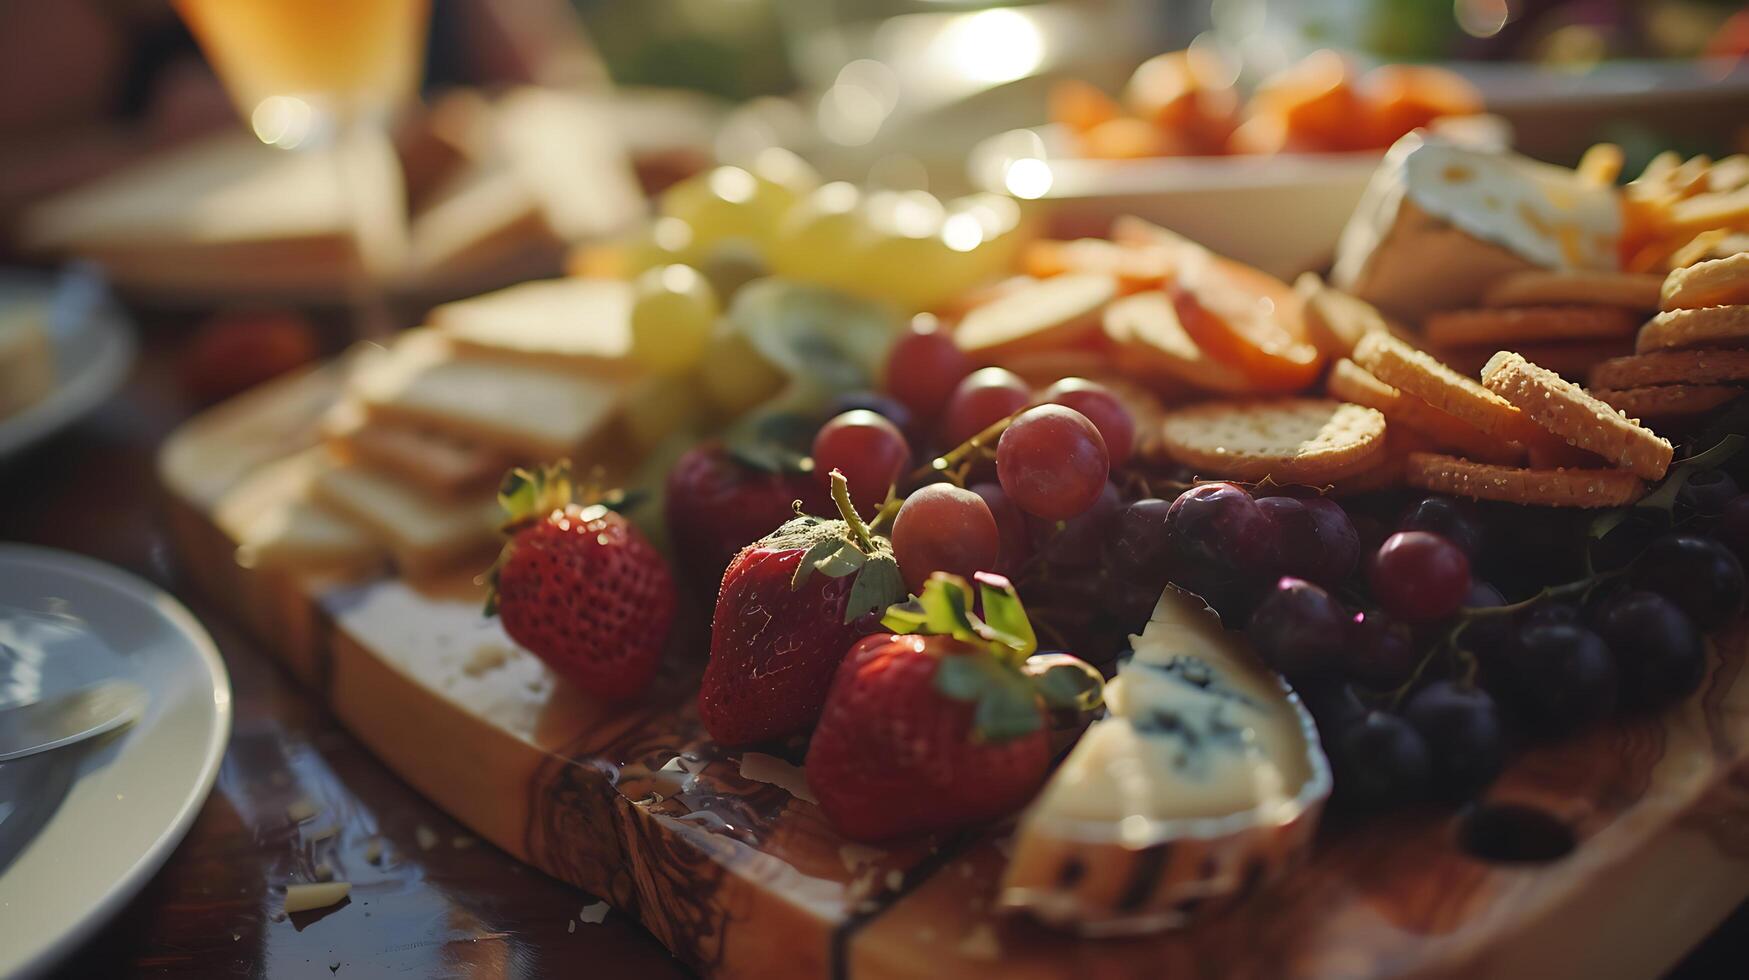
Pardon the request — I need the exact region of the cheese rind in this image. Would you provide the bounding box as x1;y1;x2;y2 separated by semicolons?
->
1001;587;1330;936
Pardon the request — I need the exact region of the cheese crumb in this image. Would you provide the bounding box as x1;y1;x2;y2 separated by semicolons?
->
738;752;818;803
462;645;510;677
884;869;903;891
287;798;319;823
284;881;351;914
579;901;609;925
567;920;575;934
414;825;439;851
314;861;334;881
307;825;339;843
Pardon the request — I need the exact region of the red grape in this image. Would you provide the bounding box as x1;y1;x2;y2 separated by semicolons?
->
812;410;911;516
891;483;1000;593
1031;481;1120;568
1368;531;1471;622
1165;482;1277;620
1041;378;1136;466
1107;497;1174;576
995;405;1110;520
969;481;1031;574
884;314;973;421
1342;609;1417;689
940;367;1030;448
1258;495;1358;586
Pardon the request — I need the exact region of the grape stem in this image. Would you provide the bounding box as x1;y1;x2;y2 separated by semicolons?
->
908;411;1019;488
1458;567;1626;620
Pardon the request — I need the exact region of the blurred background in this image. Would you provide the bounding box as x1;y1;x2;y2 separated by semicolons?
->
0;0;1746;409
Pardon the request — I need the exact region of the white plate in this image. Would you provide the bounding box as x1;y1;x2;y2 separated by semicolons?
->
0;267;136;461
0;546;230;979
968;117;1510;279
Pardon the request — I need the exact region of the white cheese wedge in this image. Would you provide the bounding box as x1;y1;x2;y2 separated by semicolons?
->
1333;134;1622;321
0;302;54;421
324;400;511;499
308;462;500;579
430;278;635;374
1001;587;1331;937
350;331;626;460
213;448;385;575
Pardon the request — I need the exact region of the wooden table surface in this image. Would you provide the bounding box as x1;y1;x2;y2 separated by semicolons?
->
2;311;1744;979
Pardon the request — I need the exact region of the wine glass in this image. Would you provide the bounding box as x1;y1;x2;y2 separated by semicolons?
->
173;0;433;336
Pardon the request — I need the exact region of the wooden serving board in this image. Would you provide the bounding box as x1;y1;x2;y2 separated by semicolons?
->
160;367;1749;980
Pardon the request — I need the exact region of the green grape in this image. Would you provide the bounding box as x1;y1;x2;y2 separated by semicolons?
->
697;323;787;416
768;182;873;291
660;164;802;254
616;216;702;278
628;264;720;376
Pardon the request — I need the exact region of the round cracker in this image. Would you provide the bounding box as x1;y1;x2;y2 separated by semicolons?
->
1424;306;1639;347
954;273;1117;357
1405;452;1647;508
1592;384;1743;420
1326;359;1523;465
1104;290;1254;395
1153;398;1386;483
1636;304;1749;353
1660;252;1749;311
1351;332;1539;443
1429;338;1634;384
1480;351;1674;480
1482;271;1663;310
1588;347;1749;389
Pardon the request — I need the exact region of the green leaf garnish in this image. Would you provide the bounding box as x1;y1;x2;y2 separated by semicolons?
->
1026;653;1106;712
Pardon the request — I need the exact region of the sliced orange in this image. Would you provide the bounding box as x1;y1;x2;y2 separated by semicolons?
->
1049;78;1121;134
1169;252;1324;393
1021;238;1176;294
1122;49;1240;155
1249;49;1361;153
1359;64;1483;149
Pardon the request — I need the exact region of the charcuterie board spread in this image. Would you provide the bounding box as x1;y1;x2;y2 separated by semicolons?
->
161;134;1749;979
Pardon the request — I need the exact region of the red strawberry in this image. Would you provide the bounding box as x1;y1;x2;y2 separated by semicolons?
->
806;573;1104;841
699;470;907;745
665;442;828;589
485;463;676;700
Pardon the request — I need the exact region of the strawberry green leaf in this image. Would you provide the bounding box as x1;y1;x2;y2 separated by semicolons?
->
844;554;904;625
932;652;1043;743
817;542;869;578
791;536;842;589
496;460;578;528
972;572;1036;663
881;596;928;634
1026;653;1105;712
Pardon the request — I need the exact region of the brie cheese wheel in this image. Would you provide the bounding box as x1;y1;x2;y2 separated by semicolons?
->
1334;134;1622;321
1001;588;1331;936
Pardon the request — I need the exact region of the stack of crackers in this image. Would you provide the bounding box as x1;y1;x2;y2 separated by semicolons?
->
1591;250;1749;424
1419;269;1659;381
215;279;649;579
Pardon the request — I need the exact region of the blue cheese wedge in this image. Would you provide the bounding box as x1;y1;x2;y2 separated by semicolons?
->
1000;587;1330;936
1334;134;1621;321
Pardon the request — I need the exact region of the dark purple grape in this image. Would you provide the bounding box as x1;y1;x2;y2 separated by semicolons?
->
1508;624;1618;734
1677;469;1740;517
1588;511;1661;574
1032;482;1121;568
1592;590;1706;710
1457;581;1512;659
1369;531;1472;623
1100;579;1162;627
1344;609;1419;690
1403;681;1505;801
827;390;915;438
1167;482;1274;574
970;482;1031;575
1400;495;1483;560
1106;498;1174;577
1165;482;1278;621
1336;711;1431;808
1718;495;1749;567
1631;533;1746;630
1258;495;1359;586
1297;679;1366;739
1247;578;1349;677
1521;602;1581;630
